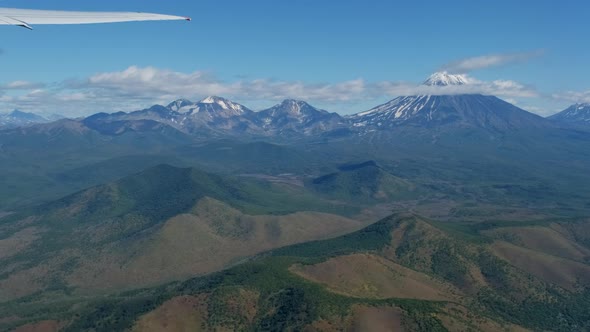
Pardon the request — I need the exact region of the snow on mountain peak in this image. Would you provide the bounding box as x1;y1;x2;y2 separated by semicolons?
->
167;99;194;112
200;96;224;104
198;96;243;111
549;103;590;123
193;96;251;116
423;72;471;86
280;99;310;114
282;99;305;105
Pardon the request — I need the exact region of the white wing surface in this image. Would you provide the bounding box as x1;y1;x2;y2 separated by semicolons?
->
0;8;190;29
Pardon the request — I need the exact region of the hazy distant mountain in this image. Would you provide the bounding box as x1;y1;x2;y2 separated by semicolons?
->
349;72;551;131
0;110;48;128
251;99;348;136
549;103;590;126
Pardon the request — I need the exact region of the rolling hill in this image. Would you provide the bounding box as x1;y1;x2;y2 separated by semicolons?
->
308;160;418;203
6;213;589;331
0;164;364;304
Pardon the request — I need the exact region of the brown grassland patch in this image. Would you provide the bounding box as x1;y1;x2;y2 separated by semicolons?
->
132;295;208;332
485;226;590;262
13;320;64;332
491;241;590;290
346;305;405;332
0;227;41;260
291;253;461;301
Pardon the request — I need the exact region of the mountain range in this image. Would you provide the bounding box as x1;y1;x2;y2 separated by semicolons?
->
1;72;590;213
80;96;347;138
2;72;589;137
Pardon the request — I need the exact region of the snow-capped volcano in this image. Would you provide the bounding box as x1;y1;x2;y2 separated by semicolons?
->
549;103;590;125
350;73;549;131
423;71;471;86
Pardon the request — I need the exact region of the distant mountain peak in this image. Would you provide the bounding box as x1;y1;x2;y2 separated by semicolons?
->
281;99;308;105
549;103;590;124
200;96;224;103
423;71;471;86
260;99;331;118
252;99;344;135
197;96;249;114
574;102;590;108
7;109;45;119
9;109;27;116
166;99;194;112
0;109;48;129
279;99;315;114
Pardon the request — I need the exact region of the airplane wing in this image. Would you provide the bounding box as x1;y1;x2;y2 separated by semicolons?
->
0;8;190;29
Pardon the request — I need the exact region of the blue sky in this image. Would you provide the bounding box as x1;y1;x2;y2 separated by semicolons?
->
1;0;589;116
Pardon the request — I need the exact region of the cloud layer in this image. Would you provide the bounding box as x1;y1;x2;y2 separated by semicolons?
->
0;65;544;116
552;90;590;104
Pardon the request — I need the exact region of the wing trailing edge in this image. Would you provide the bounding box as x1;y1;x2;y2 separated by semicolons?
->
0;8;190;29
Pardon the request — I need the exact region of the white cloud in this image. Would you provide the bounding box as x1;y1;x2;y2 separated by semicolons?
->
75;66;369;104
1;81;45;90
375;76;538;99
442;50;544;74
552;90;590;104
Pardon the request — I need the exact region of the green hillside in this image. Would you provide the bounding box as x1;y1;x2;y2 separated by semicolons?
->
0;121;195;210
0;164;364;308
